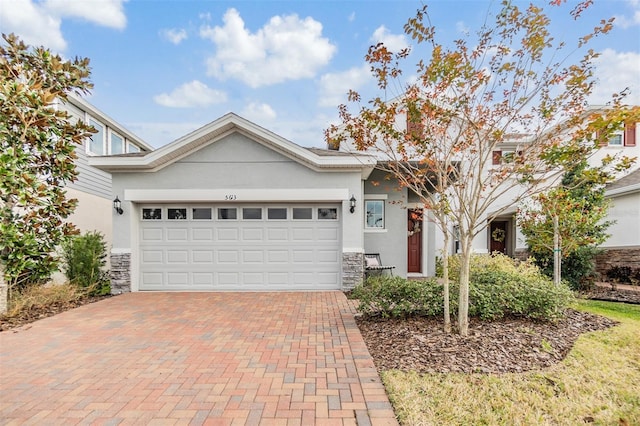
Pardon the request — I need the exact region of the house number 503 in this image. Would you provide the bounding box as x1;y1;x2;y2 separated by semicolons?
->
224;195;237;200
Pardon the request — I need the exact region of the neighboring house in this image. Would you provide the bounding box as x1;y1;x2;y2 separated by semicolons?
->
50;96;152;282
595;168;640;274
89;113;377;292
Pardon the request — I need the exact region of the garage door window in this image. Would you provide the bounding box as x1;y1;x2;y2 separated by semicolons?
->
292;207;312;220
193;208;212;220
243;208;262;220
142;208;162;220
168;208;187;220
218;208;237;220
318;208;338;220
267;208;287;220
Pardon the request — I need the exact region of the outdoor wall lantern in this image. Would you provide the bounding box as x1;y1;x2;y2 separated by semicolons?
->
113;196;124;215
349;195;356;214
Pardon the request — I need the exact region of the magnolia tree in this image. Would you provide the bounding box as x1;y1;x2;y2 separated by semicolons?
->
0;34;94;310
326;1;635;335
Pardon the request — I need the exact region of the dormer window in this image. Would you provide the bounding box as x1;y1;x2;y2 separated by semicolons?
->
110;131;125;154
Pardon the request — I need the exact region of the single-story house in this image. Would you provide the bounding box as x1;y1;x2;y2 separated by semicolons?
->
91;113;439;292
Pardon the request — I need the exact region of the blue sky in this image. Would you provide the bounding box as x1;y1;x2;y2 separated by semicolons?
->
2;0;640;148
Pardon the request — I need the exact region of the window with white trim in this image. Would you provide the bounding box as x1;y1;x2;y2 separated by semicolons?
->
365;200;384;229
110;131;125;154
127;143;140;153
608;131;623;146
88;118;105;155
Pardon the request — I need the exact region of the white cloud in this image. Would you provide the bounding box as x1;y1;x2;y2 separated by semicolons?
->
317;64;371;108
200;8;336;88
348;12;356;22
153;80;228;108
614;0;640;28
0;0;126;52
590;49;640;105
370;25;408;53
456;21;470;35
242;102;277;122
161;28;188;45
1;0;66;50
44;0;127;30
126;121;207;148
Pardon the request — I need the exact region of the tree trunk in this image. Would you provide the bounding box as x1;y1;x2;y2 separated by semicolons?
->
553;215;561;286
457;237;472;336
442;234;451;333
0;263;7;315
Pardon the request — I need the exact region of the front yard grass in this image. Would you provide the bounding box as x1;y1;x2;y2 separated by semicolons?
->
382;300;640;425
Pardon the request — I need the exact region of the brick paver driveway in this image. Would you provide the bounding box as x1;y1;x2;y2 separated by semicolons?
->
0;292;397;425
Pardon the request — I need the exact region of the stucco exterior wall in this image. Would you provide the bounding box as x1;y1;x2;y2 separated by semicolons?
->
109;132;366;290
602;192;640;247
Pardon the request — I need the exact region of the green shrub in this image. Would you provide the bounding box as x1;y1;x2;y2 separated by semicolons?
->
353;253;573;322
351;276;445;318
533;246;601;290
62;231;110;295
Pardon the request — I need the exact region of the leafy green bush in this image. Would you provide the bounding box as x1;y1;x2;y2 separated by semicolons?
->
533;246;601;290
353;253;573;321
62;231;110;295
351;276;445;318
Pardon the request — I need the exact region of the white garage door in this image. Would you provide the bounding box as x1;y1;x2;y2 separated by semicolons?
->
138;204;341;290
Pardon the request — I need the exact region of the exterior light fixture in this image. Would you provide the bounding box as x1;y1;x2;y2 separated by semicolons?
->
113;196;123;215
349;195;356;214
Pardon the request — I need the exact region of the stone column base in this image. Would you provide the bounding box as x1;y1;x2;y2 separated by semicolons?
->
342;252;364;290
110;251;131;294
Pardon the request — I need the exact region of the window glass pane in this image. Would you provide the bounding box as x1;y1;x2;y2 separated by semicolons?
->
243;208;262;220
609;134;623;146
111;132;124;154
168;208;186;220
142;208;162;220
218;208;237;220
365;200;384;228
128;143;140;153
318;208;338;220
292;208;312;220
88;119;105;155
267;208;287;220
192;208;212;220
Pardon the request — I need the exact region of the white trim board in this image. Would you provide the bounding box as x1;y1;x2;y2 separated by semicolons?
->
124;188;350;203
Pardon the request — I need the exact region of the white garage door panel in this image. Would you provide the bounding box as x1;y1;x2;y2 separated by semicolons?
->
139;204;341;291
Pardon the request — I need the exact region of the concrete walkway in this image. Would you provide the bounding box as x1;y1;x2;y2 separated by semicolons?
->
0;292;397;425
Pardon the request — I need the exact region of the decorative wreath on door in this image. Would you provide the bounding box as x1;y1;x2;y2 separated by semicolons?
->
492;228;506;243
408;210;423;237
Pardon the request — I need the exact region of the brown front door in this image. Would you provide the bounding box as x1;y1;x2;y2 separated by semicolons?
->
490;221;507;254
408;210;422;273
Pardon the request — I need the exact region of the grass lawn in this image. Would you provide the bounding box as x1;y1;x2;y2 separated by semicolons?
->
382;300;640;425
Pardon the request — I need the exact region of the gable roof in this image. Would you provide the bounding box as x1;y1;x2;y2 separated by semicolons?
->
89;113;376;178
606;167;640;197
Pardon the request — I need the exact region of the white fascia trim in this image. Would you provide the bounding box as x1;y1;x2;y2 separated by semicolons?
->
124;188;350;203
111;248;132;254
364;194;388;200
342;247;365;253
606;183;640;198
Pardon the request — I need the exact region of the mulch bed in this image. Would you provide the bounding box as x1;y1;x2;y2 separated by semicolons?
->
356;284;639;375
356;308;618;374
0;295;111;332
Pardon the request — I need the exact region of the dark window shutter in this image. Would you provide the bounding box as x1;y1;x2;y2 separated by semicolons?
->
492;150;502;165
406;115;423;138
624;122;636;146
596;129;607;147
